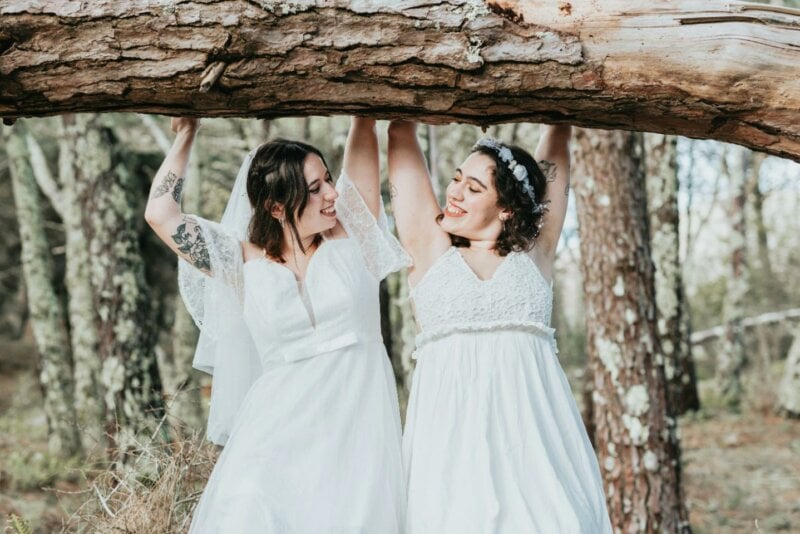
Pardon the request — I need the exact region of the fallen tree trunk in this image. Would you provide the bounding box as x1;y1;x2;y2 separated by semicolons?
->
1;1;799;161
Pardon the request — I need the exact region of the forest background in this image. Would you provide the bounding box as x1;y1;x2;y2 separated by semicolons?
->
1;114;798;533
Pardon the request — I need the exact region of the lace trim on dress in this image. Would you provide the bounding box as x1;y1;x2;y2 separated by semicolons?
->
412;320;558;358
177;215;244;341
334;171;411;281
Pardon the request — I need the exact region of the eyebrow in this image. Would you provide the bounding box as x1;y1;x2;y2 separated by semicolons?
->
456;168;487;189
308;172;332;188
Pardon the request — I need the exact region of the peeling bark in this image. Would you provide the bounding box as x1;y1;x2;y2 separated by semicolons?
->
573;129;690;533
645;133;699;415
5;123;83;458
1;1;799;161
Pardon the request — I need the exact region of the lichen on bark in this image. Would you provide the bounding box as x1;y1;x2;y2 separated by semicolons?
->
5;124;83;458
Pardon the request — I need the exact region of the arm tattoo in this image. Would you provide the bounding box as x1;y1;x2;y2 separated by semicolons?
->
172;216;211;273
151;170;185;205
538;159;569;196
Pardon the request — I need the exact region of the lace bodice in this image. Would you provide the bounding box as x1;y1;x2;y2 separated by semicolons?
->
410;247;555;351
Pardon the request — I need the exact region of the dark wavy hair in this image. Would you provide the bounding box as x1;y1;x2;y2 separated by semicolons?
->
446;143;549;256
246;139;329;262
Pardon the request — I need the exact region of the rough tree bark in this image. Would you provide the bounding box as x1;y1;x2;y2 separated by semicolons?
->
1;1;799;161
24;122;109;446
75;115;165;452
645;133;699;415
5;124;83;458
716;146;750;410
573;129;690;533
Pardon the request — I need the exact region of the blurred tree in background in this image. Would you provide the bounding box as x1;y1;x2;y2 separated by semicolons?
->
1;115;799;532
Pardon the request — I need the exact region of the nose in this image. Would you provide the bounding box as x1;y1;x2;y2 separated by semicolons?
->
323;181;338;201
447;180;465;201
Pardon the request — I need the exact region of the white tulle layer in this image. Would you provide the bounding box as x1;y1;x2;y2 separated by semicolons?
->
190;341;405;533
403;330;612;534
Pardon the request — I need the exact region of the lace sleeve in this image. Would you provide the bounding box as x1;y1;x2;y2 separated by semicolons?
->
177;215;244;342
335;171;412;281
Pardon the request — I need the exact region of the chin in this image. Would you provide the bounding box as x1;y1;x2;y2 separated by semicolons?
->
439;216;462;236
320;217;338;233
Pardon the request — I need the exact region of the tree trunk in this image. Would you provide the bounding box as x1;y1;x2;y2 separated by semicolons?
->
573;129;690;533
57;116;108;447
778;329;800;418
645;133;700;415
74;115;165;452
716;146;750;410
387;269;416;413
2;1;799;161
4;124;83;458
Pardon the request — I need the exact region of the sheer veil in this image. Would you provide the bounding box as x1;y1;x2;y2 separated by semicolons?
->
177;148;262;446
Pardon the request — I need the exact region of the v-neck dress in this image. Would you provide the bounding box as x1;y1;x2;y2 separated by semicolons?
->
403;247;612;533
187;174;410;533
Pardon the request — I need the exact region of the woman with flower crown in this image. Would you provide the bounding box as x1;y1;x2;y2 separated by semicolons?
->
387;121;612;533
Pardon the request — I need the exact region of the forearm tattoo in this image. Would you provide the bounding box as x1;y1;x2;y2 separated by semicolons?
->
172;216;211;273
151;170;185;204
538;159;569;196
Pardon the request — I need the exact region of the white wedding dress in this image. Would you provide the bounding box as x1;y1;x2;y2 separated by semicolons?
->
186;175;409;533
403;247;612;533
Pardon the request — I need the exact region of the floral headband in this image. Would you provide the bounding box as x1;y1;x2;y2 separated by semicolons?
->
473;138;545;214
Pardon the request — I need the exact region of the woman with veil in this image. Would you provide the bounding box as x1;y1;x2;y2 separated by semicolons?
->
144;117;409;532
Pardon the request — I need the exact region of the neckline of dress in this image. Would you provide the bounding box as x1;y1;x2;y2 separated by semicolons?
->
243;236;348;282
454;247;514;283
243;237;351;331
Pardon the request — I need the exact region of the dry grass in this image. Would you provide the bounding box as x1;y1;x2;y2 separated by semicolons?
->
62;430;219;534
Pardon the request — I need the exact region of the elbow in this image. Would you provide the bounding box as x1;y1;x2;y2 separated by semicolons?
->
144;206;168;229
388;120;417;139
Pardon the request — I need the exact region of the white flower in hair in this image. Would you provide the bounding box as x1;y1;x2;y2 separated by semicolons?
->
472;137;542;210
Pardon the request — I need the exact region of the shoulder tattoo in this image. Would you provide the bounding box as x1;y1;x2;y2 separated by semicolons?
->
172;216;211;273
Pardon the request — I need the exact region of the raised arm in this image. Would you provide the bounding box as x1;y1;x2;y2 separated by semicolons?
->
341;117;381;219
144;118;214;275
532;124;572;264
387;121;450;273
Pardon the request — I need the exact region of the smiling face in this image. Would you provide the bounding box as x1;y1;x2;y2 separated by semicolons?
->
440;152;510;242
246;139;336;260
292;153;338;238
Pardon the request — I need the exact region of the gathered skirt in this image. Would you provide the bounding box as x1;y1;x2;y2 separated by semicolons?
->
403;330;612;534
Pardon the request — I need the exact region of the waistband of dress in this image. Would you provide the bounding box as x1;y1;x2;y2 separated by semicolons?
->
412;321;556;359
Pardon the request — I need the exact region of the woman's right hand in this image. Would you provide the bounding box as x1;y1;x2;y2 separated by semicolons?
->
171;117;200;135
